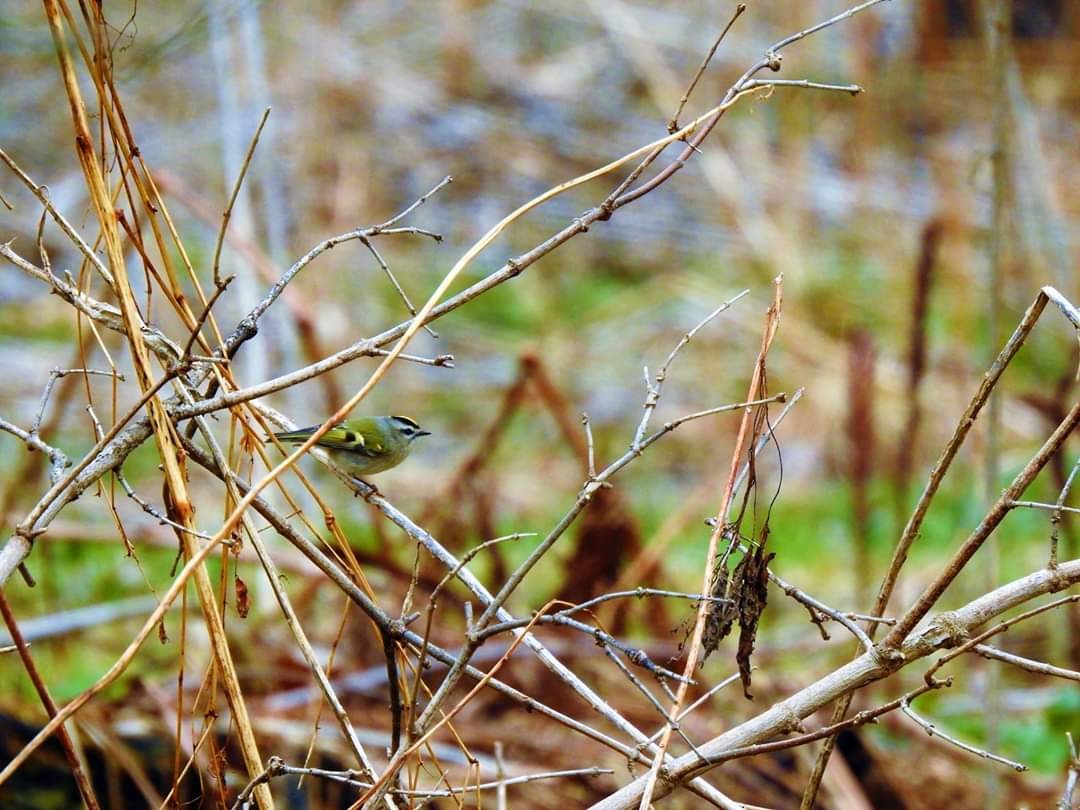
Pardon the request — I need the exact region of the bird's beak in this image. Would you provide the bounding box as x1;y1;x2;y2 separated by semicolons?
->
417;429;432;437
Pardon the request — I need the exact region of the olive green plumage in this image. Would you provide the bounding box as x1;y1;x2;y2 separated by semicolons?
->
273;415;430;477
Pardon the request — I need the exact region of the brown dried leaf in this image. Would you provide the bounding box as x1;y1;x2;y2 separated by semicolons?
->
702;545;737;660
235;575;250;619
735;546;774;699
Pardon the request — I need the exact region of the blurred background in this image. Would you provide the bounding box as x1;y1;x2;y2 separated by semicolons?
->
0;1;1078;807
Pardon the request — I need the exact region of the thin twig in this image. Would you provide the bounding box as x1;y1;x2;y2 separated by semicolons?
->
973;644;1080;682
1010;500;1080;516
368;348;455;368
771;0;892;51
900;699;1026;772
597;640;706;759
181;275;235;358
358;235;438;338
803;286;1070;805
31;368;121;436
374;176;453;230
223;177;451;359
632;291;749;449
0;417;69;485
405;532;530;740
554;588;728;619
843;612;895;625
582;412;597;479
0;146;115;288
667;3;746;132
741;78;862;95
474;612;692;683
114;468;213;541
1059;733;1080;810
690;680;943;772
1050;455;1080;567
231;756;610;807
925;595;1080;681
0;591;102;810
768;565;873;651
1042;285;1080;330
212;107;271;286
638;672;745;751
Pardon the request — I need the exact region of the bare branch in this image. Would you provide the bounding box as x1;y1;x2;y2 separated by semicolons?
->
883;398;1080;646
231;755;610;808
667;3;747;132
223;177;451;358
589;559;1080;809
804;285;1077;803
1060;733;1080;810
973;644;1080;681
31;368;122;436
358;234;438;338
582;412;597;479
212;107;271;287
0;146;115;288
1011;500;1080;516
374;175;453;230
900;698;1027;772
1050;455;1080;567
741;78;863;95
0;243;181;364
0;417;69;485
632;290;750;449
1043;285;1080;330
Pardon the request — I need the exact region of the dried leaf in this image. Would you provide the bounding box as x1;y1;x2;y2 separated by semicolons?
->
702;561;736;660
735;546;774;699
235;576;250;618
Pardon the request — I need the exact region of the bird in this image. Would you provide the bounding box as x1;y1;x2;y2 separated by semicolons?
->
272;415;431;478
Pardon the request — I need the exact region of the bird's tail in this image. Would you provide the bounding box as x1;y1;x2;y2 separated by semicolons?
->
271;426;317;444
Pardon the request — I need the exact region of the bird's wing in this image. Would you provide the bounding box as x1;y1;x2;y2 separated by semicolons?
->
274;424;383;456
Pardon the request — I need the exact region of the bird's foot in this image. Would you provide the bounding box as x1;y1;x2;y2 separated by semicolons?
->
351;478;381;502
